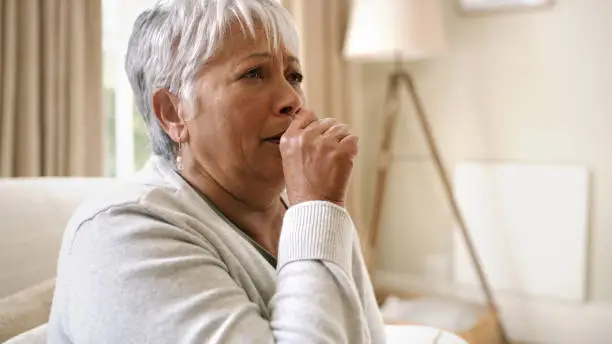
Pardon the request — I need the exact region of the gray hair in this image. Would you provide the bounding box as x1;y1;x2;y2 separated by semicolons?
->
125;0;299;163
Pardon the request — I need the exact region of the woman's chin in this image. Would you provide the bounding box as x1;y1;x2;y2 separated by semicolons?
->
266;163;285;182
254;157;284;183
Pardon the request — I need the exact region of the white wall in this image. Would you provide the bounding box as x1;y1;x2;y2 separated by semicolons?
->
358;0;612;341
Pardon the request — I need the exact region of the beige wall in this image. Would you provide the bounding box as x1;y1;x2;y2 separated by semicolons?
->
359;0;612;303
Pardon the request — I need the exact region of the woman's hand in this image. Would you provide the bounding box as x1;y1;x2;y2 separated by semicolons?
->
280;110;359;207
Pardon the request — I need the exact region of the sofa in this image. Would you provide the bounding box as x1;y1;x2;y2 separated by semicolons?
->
0;177;467;344
0;177;115;343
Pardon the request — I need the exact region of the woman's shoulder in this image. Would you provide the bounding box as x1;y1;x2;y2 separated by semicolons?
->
63;157;217;248
67;179;170;226
71;157;197;218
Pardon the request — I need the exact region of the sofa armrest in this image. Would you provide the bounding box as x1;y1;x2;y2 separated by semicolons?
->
0;279;55;342
4;324;47;344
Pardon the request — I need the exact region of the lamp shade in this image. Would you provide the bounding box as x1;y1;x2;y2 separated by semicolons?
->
343;0;446;62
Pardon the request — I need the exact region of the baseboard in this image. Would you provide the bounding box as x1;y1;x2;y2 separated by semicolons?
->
375;270;612;344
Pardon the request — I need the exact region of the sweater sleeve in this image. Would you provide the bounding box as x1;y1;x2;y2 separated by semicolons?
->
273;201;386;343
55;202;385;344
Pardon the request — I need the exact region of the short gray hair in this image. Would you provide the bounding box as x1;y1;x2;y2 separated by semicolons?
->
125;0;299;163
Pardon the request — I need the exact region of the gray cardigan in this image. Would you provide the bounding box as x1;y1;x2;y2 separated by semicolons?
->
47;156;386;343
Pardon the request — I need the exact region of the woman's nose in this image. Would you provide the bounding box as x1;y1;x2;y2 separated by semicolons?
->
274;81;303;117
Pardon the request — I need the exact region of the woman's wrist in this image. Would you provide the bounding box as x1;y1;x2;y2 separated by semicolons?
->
278;201;354;273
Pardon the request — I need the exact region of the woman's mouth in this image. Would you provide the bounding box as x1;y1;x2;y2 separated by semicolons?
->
264;132;285;145
265;137;281;145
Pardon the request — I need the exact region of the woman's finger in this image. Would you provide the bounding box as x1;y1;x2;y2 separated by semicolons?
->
301;117;337;142
292;109;318;130
338;134;359;157
323;123;350;142
309;117;337;134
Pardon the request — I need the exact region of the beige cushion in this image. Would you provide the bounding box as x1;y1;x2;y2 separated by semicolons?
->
0;279;54;342
0;177;114;298
4;324;47;344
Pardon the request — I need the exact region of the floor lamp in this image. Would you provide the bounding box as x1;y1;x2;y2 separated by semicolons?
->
344;1;510;343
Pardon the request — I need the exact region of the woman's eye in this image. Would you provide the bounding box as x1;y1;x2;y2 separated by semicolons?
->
243;68;263;79
287;72;303;84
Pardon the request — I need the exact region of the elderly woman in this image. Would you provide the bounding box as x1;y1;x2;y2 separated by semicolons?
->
48;0;384;343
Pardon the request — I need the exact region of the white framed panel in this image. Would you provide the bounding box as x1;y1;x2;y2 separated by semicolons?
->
452;162;589;301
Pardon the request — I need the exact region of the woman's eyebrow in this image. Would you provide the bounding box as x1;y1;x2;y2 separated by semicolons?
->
239;52;300;65
240;52;272;62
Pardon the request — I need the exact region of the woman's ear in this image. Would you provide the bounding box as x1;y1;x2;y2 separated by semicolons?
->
152;89;188;142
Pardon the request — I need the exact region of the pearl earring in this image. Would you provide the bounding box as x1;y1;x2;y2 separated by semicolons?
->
176;142;183;171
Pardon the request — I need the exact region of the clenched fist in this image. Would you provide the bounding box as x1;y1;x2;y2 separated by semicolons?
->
280;110;359;207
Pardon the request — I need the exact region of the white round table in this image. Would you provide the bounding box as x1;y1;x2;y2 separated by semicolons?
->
385;324;468;344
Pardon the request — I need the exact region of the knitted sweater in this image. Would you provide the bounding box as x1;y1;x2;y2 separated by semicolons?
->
47;156;385;343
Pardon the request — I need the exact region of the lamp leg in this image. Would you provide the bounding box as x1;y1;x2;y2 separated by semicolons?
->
367;73;402;273
399;72;511;344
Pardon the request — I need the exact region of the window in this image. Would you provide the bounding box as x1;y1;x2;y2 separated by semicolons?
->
102;0;157;177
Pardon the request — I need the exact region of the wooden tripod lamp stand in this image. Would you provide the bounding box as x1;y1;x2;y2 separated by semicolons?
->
344;0;510;343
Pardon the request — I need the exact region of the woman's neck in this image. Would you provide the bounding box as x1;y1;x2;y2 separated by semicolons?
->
181;164;285;256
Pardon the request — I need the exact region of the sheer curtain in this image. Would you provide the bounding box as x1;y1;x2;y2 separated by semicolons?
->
281;0;369;257
0;0;103;177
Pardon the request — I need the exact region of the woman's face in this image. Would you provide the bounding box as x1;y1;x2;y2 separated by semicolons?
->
184;21;303;185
